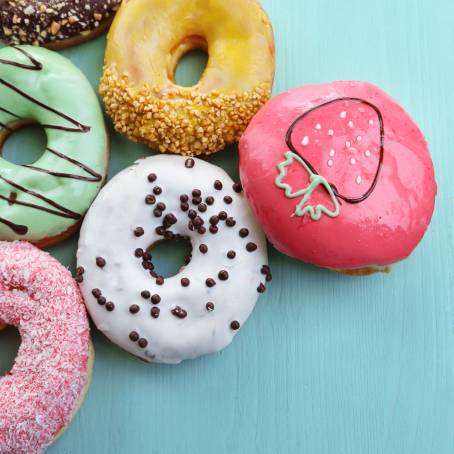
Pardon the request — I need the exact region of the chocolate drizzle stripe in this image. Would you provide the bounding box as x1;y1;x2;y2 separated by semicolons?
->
24;147;103;182
0;216;28;235
0;175;81;220
285;97;385;204
0;77;91;133
0;46;43;71
0;106;21;119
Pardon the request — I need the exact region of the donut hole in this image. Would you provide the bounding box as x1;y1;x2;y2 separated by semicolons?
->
0;121;47;166
0;325;21;376
172;35;209;87
147;236;193;278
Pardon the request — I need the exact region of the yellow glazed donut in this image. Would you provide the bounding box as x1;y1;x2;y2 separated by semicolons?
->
100;0;275;155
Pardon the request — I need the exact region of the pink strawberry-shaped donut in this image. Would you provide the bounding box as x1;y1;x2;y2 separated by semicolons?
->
239;81;437;274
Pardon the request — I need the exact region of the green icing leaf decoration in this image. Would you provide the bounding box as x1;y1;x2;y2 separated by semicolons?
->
275;151;340;221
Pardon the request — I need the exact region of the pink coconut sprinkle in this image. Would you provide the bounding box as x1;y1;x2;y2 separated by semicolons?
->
0;241;91;454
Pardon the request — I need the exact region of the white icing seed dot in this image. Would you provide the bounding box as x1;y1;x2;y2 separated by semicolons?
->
346;141;351;148
365;150;371;157
350;158;356;165
356;176;362;184
340;111;347;119
327;159;334;167
329;149;335;157
356;135;362;142
328;129;334;136
348;121;354;128
315;123;321;130
302;136;309;146
369;119;374;126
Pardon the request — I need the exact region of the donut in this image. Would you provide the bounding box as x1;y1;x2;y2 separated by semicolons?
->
0;0;121;49
0;45;108;247
0;241;93;454
239;81;437;274
77;155;270;364
100;0;275;156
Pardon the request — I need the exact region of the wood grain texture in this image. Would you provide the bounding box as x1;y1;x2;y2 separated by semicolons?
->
0;0;453;453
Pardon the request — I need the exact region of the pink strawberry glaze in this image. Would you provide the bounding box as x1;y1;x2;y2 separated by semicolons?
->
0;241;91;454
239;81;437;269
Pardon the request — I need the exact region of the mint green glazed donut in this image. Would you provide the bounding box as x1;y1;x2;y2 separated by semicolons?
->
0;45;108;246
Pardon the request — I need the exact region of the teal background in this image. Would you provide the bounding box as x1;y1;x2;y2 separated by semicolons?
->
0;0;453;452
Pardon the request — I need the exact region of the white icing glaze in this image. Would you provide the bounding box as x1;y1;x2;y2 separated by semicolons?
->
77;155;269;364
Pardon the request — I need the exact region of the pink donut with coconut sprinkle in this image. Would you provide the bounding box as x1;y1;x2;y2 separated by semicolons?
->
239;81;437;274
0;241;93;454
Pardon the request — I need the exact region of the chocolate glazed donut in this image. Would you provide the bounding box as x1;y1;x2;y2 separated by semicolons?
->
0;0;122;50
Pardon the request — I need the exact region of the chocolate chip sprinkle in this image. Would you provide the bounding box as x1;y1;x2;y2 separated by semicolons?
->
96;257;106;268
76;266;85;275
257;283;266;293
209;225;218;234
156;202;166;211
219;211;227;220
239;228;249;238
209;215;219;225
233;182;243;193
75;275;83;283
145;195;156;205
180;194;189;202
171;306;188;319
181;202;189;212
151;294;161;304
205;196;214;205
138;338;148;348
227;250;236;259
153;186;162;195
97;296;106;306
92;288;101;298
156;226;166;236
135;248;144;258
206;302;215;312
185;158;195;168
261;265;271;275
192;189;201;197
164;231;174;240
192;197;202;205
198;203;207;212
184;255;192;265
106;302;115;311
193;216;203;227
129;304;140;314
134;227;144;237
206;278;216;288
199;244;208;254
218;270;229;280
188;209;197;219
214;180;223;190
153;208;163;217
156;276;164;285
246;242;258;252
151;307;160;318
141;290;151;299
224;196;233;204
129;331;140;342
226;217;236;227
181;277;190;287
230;321;240;330
147;173;157;183
266;274;272;282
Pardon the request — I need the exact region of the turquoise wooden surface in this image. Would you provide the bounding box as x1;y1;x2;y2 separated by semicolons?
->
1;0;453;452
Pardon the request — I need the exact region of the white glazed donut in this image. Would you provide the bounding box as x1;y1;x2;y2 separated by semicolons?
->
77;155;270;364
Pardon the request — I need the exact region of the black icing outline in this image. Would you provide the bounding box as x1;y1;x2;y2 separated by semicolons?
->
285;97;385;204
